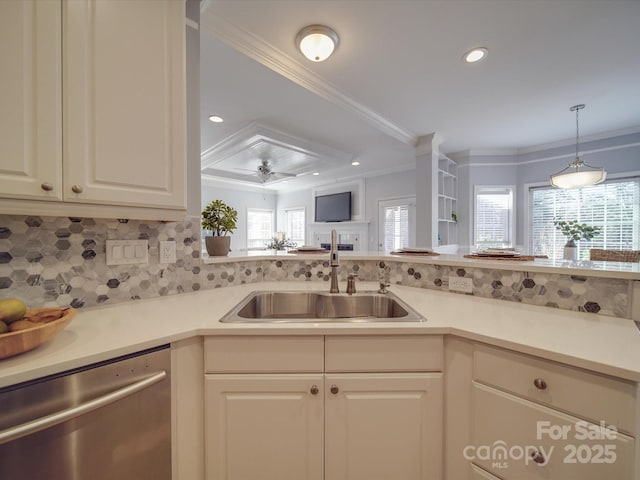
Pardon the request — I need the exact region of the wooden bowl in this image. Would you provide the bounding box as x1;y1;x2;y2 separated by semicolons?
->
0;308;77;360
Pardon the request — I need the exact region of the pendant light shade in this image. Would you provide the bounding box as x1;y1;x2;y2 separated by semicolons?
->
550;104;607;189
296;25;339;62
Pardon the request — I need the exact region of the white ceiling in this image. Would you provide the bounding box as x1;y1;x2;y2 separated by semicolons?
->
199;0;640;191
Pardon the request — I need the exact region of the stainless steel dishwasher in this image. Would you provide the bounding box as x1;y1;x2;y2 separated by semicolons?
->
0;344;171;480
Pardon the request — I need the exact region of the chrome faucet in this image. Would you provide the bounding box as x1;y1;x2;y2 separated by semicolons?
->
329;229;339;293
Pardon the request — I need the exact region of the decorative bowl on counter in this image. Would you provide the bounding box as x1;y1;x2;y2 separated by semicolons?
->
0;308;77;360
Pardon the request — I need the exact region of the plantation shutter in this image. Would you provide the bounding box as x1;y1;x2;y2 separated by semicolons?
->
383;205;410;251
285;208;305;245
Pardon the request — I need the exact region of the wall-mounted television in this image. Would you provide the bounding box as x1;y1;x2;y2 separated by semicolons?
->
314;191;351;222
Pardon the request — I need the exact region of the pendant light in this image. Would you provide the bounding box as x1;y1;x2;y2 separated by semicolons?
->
550;104;607;189
296;25;339;62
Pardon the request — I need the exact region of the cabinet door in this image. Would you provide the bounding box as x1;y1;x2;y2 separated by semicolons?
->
0;0;62;200
325;373;443;480
205;374;324;480
471;382;635;480
63;0;185;209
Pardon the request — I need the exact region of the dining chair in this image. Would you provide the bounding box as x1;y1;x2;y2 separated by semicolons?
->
589;249;640;262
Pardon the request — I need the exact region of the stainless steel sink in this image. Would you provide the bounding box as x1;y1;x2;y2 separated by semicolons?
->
221;291;425;323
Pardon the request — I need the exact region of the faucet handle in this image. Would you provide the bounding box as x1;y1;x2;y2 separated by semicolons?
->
346;273;359;294
378;280;390;294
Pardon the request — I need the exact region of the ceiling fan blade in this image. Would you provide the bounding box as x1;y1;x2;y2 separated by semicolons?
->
271;171;297;178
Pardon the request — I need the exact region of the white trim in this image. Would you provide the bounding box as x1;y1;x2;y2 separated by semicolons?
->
518;125;640;154
200;11;416;146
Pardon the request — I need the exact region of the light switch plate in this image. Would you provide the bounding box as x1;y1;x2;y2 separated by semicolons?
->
106;239;148;265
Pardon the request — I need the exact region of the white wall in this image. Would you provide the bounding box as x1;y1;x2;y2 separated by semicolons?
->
201;182;277;251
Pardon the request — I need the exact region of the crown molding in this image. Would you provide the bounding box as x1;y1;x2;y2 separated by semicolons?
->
200;11;417;146
517;125;640;155
201;122;352;169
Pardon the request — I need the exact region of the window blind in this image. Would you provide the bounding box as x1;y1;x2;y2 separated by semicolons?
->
529;178;640;259
247;209;274;249
285;208;305;245
475;187;514;248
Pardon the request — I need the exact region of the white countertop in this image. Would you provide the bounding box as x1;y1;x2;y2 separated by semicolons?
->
1;281;639;389
202;251;640;280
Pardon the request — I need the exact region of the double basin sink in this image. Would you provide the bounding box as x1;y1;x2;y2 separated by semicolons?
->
221;290;425;323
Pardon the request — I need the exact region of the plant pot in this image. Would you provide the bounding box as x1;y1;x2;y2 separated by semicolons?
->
205;236;231;257
563;239;577;261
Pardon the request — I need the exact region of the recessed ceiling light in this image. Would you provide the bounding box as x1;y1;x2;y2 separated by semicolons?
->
312;172;320;176
463;47;488;63
208;115;224;123
296;25;339;62
351;161;360;166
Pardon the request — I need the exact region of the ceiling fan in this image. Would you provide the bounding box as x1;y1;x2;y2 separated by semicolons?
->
246;159;297;183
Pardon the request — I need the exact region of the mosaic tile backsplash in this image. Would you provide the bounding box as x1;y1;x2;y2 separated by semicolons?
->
0;214;632;318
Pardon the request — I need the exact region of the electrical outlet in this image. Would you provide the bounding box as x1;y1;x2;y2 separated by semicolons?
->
448;275;473;293
159;241;176;264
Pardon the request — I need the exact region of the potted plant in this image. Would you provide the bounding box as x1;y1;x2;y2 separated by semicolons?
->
265;232;297;251
202;200;238;256
553;218;601;260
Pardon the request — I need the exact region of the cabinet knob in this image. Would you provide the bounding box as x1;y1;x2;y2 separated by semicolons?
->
330;385;339;395
310;385;319;395
530;450;546;464
40;182;54;192
71;184;83;194
533;378;547;390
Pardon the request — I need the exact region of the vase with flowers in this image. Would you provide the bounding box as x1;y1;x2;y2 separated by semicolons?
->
553;218;601;260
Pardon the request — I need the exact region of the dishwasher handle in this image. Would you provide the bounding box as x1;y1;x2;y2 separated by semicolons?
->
0;370;167;446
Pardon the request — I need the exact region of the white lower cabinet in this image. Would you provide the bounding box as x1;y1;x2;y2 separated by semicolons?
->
204;335;443;480
325;373;442;480
468;343;637;480
205;374;324;480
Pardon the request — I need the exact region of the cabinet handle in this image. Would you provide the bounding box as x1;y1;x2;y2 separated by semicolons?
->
530;450;546;464
310;385;319;395
71;184;83;194
330;385;339;395
533;378;547;390
41;182;54;192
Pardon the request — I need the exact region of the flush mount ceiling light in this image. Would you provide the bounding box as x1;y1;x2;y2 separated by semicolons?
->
208;115;224;123
296;25;339;62
550;104;607;189
463;47;488;63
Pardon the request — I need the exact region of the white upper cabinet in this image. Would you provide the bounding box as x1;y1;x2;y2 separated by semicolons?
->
0;0;186;219
0;1;62;201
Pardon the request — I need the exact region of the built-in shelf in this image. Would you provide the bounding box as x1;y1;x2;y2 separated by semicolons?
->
437;154;457;246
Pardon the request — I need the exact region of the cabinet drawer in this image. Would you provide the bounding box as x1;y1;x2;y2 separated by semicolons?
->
204;336;323;373
474;344;636;434
325;335;442;372
472;383;635;480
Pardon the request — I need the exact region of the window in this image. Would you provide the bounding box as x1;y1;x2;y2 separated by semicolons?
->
285;207;305;246
529;177;640;259
246;209;274;250
379;197;415;252
474;187;515;248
